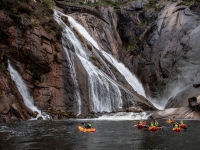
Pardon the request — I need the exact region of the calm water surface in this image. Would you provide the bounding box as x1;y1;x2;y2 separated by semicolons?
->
0;119;200;150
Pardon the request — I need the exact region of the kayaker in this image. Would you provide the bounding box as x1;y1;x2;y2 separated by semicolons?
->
82;123;92;129
154;120;159;127
139;120;143;124
86;123;92;129
82;122;92;129
149;121;154;127
173;122;179;128
180;120;184;124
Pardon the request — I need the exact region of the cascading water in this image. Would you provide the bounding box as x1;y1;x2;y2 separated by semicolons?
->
102;51;146;97
63;47;82;115
62;11;165;110
54;10;125;113
64;13;146;98
7;60;49;120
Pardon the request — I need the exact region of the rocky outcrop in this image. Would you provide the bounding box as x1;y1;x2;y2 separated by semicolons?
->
151;106;200;120
0;1;76;123
116;1;200;108
1;0;200;123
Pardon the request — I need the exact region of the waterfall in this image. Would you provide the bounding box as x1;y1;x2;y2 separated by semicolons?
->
63;47;82;116
7;60;49;120
65;13;146;98
54;10;124;112
102;51;146;97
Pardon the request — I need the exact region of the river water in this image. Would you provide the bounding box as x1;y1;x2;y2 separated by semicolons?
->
0;119;200;150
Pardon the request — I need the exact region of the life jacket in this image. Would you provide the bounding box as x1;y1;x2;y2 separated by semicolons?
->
174;123;178;128
150;122;154;126
155;121;158;126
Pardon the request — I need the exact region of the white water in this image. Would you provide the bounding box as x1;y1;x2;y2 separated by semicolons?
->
97;112;152;120
102;51;146;97
54;10;125;113
62;46;82;115
64;11;169;110
7;60;49;120
65;12;147;98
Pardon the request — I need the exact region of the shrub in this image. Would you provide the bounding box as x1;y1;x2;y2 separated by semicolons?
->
53;53;58;62
73;27;84;43
17;1;33;15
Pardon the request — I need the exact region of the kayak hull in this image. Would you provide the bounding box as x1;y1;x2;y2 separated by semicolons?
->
78;126;96;132
137;124;145;129
149;126;157;131
173;127;181;132
179;124;186;128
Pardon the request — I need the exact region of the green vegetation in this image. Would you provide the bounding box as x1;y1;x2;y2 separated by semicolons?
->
143;0;157;9
125;38;137;51
177;0;195;8
60;0;136;9
73;27;84;44
87;42;93;51
89;56;102;68
0;51;9;75
0;0;62;40
26;63;42;82
53;53;58;62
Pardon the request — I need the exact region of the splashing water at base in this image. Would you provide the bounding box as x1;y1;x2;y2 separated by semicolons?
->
97;112;152;120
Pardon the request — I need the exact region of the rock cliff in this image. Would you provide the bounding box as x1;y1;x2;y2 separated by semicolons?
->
1;0;200;123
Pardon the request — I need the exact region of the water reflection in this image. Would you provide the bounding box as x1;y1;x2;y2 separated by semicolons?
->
0;119;200;150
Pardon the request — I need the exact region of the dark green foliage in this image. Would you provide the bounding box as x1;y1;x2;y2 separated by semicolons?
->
125;38;137;51
17;2;33;15
0;51;8;75
32;1;62;40
87;42;93;51
9;7;20;20
42;0;55;9
53;53;58;62
27;64;41;82
144;0;156;9
19;0;31;3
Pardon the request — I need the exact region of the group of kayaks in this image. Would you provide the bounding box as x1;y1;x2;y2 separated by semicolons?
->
136;119;187;132
77;119;187;133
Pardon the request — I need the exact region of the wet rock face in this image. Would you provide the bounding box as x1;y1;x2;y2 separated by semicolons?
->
150;107;200;120
0;1;76;123
118;1;200;103
1;0;200;123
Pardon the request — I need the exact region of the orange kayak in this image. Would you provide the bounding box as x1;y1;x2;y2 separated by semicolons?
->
149;126;157;131
179;124;186;128
167;120;174;123
173;127;180;132
78;126;96;132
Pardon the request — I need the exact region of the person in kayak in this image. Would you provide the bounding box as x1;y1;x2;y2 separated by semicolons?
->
154;120;159;127
82;123;92;129
168;118;172;122
149;121;155;127
173;122;179;128
180;120;184;124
